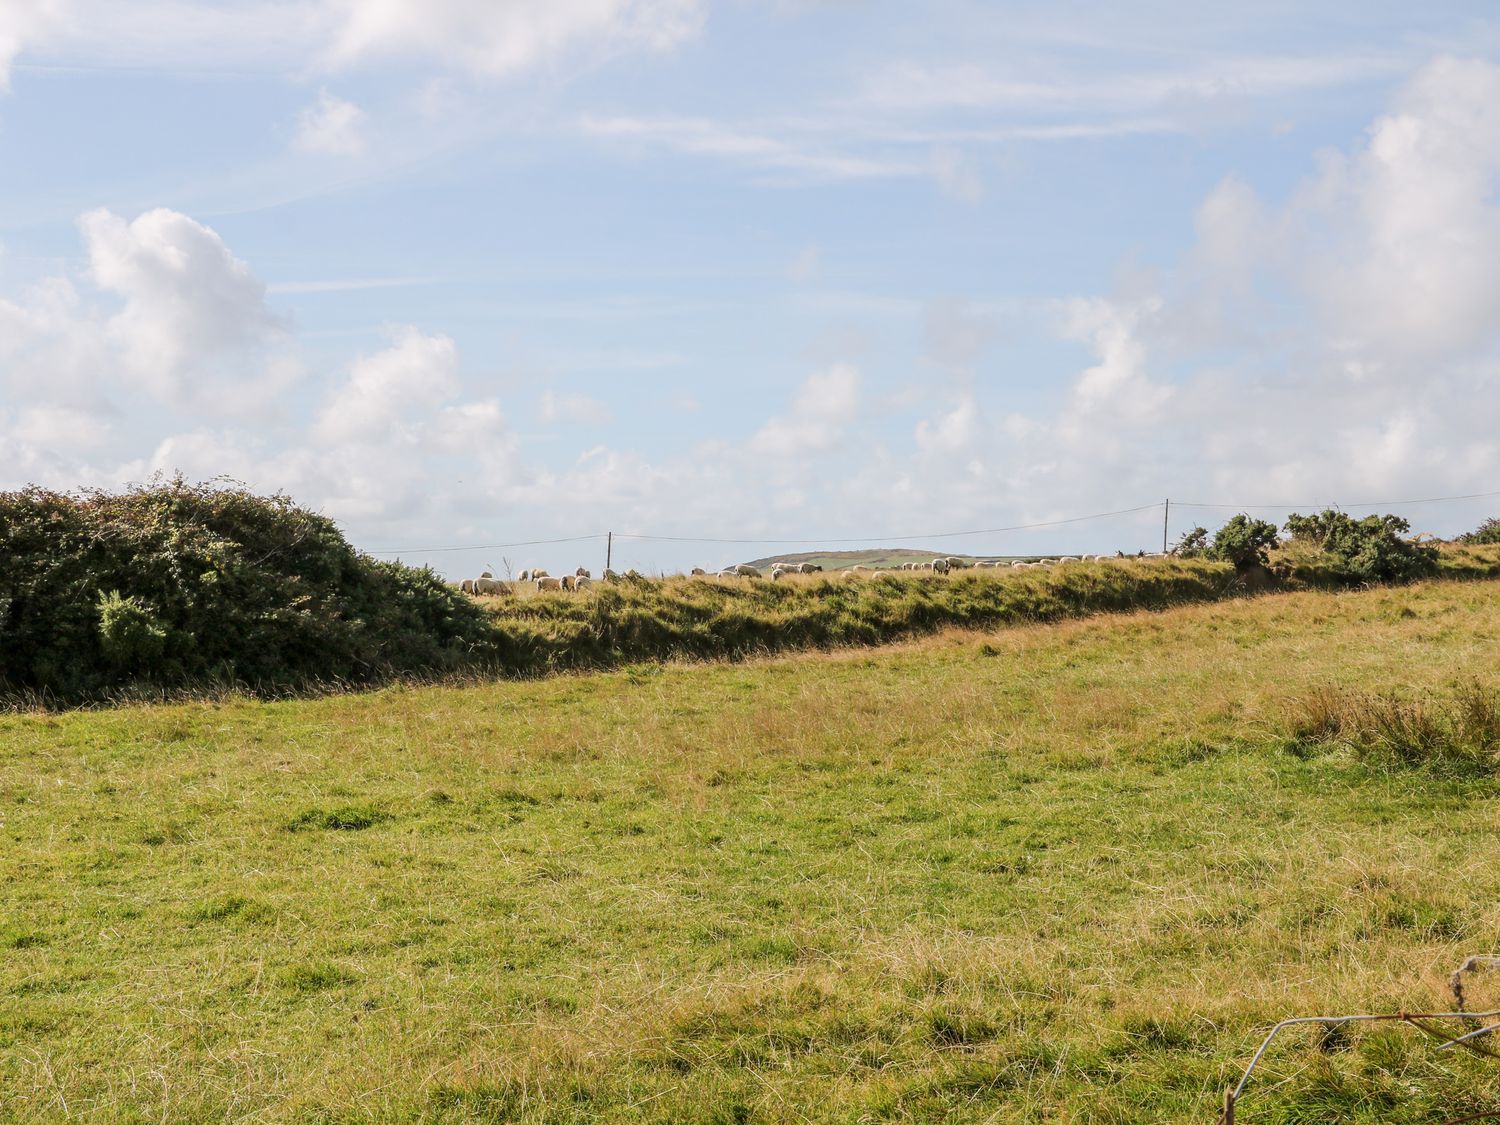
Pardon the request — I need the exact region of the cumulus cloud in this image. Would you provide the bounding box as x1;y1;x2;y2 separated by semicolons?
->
315;328;459;445
750;362;861;457
80;207;289;405
292;89;367;156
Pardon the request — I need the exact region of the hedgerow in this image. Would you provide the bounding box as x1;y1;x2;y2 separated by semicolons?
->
3;482;1496;707
0;479;496;702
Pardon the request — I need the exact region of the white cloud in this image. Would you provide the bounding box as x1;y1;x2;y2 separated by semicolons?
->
80;207;286;403
541;389;612;426
323;0;704;78
930;145;983;202
580;114;923;181
293;89;367;156
314;328;459;445
750;362;860;457
855;52;1406;116
0;0;62;89
914;395;980;453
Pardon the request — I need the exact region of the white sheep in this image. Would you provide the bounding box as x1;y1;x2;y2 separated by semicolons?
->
732;564;762;578
459;578;475;594
517;569;531;582
574;575;593;590
536;576;564;591
575;567;592;578
931;558;951;574
473;577;509;595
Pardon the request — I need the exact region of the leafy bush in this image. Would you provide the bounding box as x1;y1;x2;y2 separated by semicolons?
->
1209;515;1281;570
1171;527;1210;559
0;478;496;701
96;591;168;671
1284;509;1438;583
1461;517;1500;545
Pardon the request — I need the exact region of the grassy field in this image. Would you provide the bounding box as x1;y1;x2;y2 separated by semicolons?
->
5;577;1500;1121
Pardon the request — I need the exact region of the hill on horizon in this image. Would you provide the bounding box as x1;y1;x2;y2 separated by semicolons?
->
745;547;1022;570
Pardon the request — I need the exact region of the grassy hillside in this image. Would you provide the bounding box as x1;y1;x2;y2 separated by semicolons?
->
6;579;1500;1121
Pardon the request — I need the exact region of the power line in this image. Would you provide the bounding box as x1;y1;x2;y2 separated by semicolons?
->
363;486;1499;557
367;533;606;556
1174;489;1500;511
612;504;1160;546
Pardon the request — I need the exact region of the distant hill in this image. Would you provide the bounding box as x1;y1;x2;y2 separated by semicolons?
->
745;548;1026;570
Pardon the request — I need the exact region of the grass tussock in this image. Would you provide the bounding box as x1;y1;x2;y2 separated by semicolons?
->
1286;680;1500;776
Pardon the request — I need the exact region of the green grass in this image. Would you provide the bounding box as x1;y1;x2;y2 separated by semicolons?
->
6;578;1500;1120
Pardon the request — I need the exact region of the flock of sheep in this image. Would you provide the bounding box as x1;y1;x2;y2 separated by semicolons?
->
455;552;1167;596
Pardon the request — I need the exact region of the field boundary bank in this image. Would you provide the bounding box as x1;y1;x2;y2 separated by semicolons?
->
478;551;1500;679
9;550;1500;712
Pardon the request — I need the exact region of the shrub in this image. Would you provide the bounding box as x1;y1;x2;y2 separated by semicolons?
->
1171;527;1210;559
1209;515;1281;570
1461;517;1500;545
0;477;497;701
96;591;168;671
1283;509;1438;584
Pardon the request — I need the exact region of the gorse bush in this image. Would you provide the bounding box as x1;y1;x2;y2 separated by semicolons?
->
1461;517;1500;546
0;478;496;701
1283;509;1438;583
1209;515;1281;570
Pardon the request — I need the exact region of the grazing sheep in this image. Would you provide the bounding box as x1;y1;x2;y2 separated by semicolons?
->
944;557;969;569
473;577;509;595
561;575;576;591
691;567;707;576
460;578;475;594
799;563;823;573
771;566;789;580
574;575;593;590
931;558;951;574
536;576;564;591
517;569;531;582
532;568;551;579
575;567;592;578
732;564;762;578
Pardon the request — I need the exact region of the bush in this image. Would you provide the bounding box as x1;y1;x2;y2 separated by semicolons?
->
1209;515;1281;570
1461;517;1500;545
96;591;168;672
1284;509;1438;584
0;478;497;701
1171;527;1210;559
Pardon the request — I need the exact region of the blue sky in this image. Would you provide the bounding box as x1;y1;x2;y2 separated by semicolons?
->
3;1;1500;575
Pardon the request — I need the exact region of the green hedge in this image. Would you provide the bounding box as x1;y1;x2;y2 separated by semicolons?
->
5;482;1499;706
0;480;496;702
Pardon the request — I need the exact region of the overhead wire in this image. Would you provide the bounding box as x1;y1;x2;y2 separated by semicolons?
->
364;487;1499;556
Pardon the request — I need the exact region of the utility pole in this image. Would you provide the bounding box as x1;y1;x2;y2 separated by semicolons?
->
605;531;613;574
1162;498;1170;554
